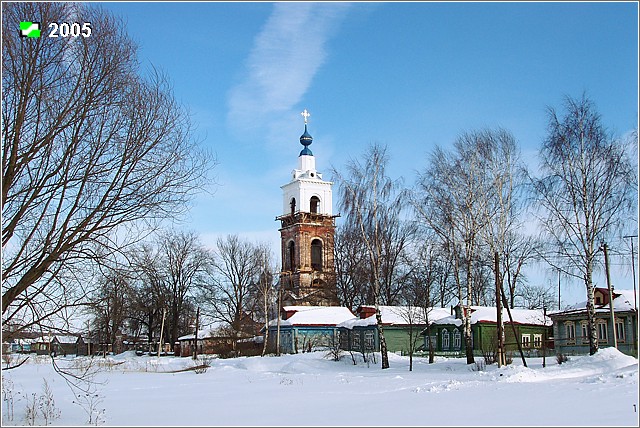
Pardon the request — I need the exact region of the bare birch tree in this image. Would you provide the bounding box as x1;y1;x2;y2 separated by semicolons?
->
414;134;497;364
531;94;636;355
331;143;407;369
2;3;214;330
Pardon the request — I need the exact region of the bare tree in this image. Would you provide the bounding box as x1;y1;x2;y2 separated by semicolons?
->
254;244;276;357
531;94;636;355
201;235;262;355
129;244;170;349
1;3;214;331
88;266;132;354
331;143;407;369
414;133;497;364
158;230;211;350
334;222;370;311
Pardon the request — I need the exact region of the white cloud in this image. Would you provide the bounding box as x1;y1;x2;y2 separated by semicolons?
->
227;3;350;148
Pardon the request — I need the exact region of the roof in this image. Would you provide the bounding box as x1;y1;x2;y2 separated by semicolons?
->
338;306;452;329
55;335;80;344
268;306;355;327
433;306;552;327
548;289;637;317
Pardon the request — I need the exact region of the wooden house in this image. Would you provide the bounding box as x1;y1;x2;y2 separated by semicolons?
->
32;335;85;356
426;305;553;357
337;305;451;356
265;306;355;354
548;288;637;357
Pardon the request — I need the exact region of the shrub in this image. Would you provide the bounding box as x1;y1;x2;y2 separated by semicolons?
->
556;352;569;365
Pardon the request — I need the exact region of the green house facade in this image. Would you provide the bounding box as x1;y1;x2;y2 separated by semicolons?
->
426;305;553;357
337;306;451;355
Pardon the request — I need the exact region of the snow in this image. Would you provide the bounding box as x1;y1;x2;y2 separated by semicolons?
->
339;306;452;328
2;348;637;426
555;289;638;314
433;306;551;327
268;306;355;327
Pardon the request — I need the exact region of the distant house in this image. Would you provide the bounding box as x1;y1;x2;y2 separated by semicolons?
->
427;305;553;357
177;328;227;357
338;305;451;356
548;288;638;357
265;306;355;354
176;322;263;357
32;335;85;356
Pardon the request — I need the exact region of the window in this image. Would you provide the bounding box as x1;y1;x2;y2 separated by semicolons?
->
565;322;575;345
521;334;531;348
615;319;625;342
352;332;361;350
364;331;374;350
310;196;320;214
453;330;461;350
597;321;608;343
533;334;542;348
442;329;450;350
290;197;296;215
425;335;436;350
311;239;322;271
581;321;590;344
287;241;295;271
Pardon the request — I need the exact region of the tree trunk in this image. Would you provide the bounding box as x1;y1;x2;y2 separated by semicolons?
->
375;309;390;369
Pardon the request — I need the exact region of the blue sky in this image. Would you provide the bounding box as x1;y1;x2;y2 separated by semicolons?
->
99;1;638;306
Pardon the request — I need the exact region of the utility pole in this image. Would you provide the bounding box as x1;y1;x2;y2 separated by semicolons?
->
157;308;166;357
494;252;505;367
623;235;638;312
192;307;200;360
557;268;561;310
602;243;618;349
542;306;547;368
276;280;283;356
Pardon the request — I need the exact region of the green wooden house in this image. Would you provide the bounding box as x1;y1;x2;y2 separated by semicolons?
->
425;305;553;357
548;288;637;357
337;305;451;356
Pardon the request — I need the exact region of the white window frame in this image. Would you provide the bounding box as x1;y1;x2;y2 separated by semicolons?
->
364;331;374;350
453;330;461;349
565;322;576;345
521;334;531;348
580;321;590;344
597;320;608;343
533;334;542;348
442;329;450;350
615;318;625;342
352;332;361;349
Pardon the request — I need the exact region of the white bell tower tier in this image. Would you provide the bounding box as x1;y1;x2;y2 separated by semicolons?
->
276;109;338;307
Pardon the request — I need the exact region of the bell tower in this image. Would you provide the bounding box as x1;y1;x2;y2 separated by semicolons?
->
276;110;338;306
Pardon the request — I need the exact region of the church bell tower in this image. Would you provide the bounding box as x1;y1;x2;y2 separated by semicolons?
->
276;110;338;306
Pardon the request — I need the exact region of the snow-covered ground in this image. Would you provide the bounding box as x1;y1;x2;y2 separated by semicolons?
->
1;348;638;426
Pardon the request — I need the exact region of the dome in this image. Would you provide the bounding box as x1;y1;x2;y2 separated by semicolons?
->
299;124;313;156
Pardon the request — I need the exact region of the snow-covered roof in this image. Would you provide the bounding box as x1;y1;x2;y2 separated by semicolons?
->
268;306;355;327
549;289;637;316
338;306;452;329
55;335;80;344
177;329;218;341
433;306;551;327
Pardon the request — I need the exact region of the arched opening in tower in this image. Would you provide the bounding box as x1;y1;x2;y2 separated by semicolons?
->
311;238;322;271
310;196;320;214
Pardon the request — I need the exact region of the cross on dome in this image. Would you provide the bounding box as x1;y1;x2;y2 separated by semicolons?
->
301;109;310;124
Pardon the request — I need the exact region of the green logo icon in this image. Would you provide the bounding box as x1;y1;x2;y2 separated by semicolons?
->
20;21;41;38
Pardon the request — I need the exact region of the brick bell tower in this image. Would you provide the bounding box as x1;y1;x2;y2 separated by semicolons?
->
276;110;339;306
